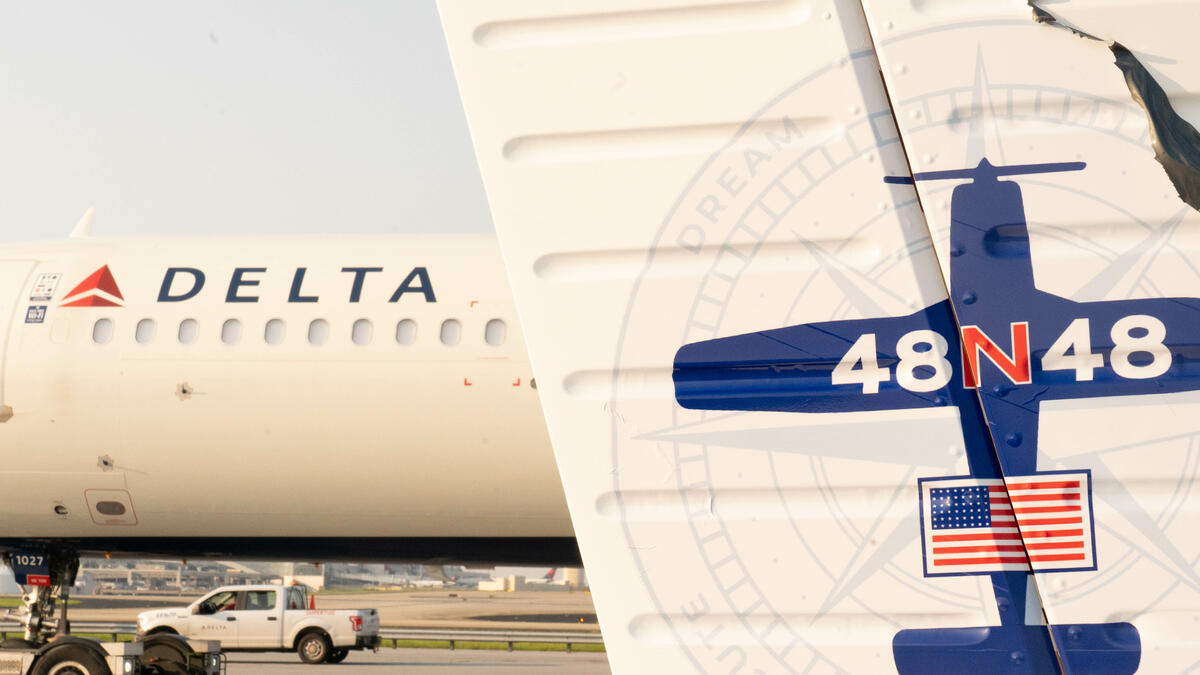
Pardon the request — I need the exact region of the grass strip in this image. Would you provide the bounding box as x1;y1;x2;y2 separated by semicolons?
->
388;638;604;652
0;598;80;608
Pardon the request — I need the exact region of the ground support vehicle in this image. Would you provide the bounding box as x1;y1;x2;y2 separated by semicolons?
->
138;584;379;664
0;637;140;675
0;550;221;674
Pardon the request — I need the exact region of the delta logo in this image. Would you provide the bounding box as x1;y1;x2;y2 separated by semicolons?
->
59;265;124;308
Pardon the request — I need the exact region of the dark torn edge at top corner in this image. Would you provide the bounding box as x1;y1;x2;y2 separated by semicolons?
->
1027;1;1102;41
1110;43;1200;213
1028;0;1200;213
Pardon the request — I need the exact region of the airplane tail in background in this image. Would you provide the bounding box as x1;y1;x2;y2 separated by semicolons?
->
423;565;451;584
439;0;1200;672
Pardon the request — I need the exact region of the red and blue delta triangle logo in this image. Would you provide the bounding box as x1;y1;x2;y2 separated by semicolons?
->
59;265;124;307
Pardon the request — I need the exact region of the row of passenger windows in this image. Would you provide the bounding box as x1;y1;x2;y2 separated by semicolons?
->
91;317;508;347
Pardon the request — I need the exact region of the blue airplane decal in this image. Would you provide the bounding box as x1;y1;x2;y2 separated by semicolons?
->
672;159;1200;674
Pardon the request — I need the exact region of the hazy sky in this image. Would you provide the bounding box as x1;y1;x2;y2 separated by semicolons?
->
0;0;494;242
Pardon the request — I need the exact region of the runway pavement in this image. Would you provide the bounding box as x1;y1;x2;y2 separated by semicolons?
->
25;590;608;671
226;648;611;673
61;590;599;630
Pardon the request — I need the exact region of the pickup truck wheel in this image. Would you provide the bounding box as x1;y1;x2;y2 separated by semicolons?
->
32;644;108;675
327;648;350;664
298;632;332;664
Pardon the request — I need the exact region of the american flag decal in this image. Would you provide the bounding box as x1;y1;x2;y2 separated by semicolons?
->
918;470;1096;577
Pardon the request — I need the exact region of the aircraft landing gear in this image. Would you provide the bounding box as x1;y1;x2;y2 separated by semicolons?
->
0;549;191;674
1;548;78;645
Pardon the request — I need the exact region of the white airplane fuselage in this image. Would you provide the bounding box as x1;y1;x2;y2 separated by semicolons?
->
0;233;574;563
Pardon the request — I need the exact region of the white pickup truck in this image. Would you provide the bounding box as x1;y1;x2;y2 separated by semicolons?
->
136;583;381;664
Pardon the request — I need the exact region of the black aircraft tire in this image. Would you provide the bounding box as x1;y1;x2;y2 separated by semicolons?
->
298;632;332;664
327;648;350;664
32;644;110;675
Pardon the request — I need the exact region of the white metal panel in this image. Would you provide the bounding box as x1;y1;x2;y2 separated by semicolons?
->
0;260;35;418
858;1;1200;671
0;235;568;540
435;1;1012;671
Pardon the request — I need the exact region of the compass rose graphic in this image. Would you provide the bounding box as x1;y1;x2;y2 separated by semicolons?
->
629;47;1200;674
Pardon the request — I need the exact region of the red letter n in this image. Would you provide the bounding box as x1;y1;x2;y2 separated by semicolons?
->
961;322;1032;388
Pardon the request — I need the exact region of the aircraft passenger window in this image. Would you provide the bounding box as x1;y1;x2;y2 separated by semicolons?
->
352;318;373;345
264;318;285;345
92;318;113;344
440;319;461;346
221;319;242;345
485;319;506;346
242;590;276;611
178;319;198;345
308;319;329;345
135;318;155;344
395;319;417;345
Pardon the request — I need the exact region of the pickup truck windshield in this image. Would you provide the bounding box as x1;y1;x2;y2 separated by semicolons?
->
197;590;237;615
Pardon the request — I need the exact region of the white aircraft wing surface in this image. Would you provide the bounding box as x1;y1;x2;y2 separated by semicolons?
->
853;2;1200;674
439;0;1200;672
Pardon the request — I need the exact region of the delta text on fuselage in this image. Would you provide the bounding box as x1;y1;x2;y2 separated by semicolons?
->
155;266;437;304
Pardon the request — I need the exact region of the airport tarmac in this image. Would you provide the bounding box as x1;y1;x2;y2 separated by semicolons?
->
67;590;599;631
226;648;611;673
